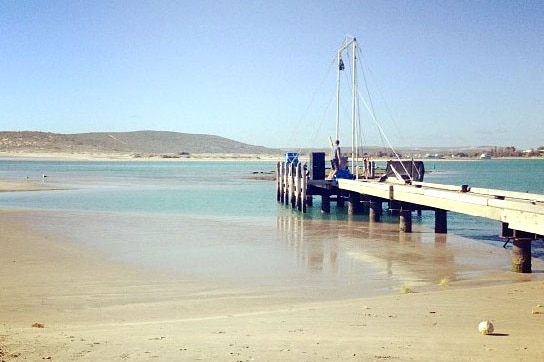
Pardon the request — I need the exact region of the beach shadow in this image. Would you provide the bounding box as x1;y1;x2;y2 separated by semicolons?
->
489;333;510;337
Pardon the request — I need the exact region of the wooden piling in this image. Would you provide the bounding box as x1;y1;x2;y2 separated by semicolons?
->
369;200;382;222
435;209;447;233
283;162;288;205
276;162;281;202
337;191;344;207
288;163;295;207
321;192;331;213
300;170;307;212
348;192;361;215
512;239;532;273
294;163;301;209
306;194;313;207
399;209;412;232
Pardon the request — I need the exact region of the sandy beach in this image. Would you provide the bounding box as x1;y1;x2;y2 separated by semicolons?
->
1;180;544;361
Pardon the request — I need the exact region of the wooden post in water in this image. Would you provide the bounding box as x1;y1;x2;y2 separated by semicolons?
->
283;162;288;205
294;163;301;209
369;200;382;222
399;209;412;232
435;209;447;233
337;190;344;207
276;162;281;202
289;163;295;208
512;237;532;273
306;193;313;207
300;168;307;213
348;192;361;215
321;192;331;213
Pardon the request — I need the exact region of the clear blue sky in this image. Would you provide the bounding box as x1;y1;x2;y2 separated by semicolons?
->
1;0;543;149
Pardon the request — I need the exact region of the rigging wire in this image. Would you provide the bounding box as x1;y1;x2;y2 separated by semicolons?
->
286;56;338;156
356;88;414;180
354;46;416;181
356;47;405;151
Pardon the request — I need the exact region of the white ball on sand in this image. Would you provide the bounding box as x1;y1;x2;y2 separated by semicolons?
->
478;320;494;335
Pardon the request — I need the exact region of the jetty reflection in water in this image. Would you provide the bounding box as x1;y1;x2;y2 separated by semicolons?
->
275;211;521;296
20;208;533;300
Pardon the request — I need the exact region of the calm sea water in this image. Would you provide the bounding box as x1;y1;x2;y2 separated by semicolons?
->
1;159;543;298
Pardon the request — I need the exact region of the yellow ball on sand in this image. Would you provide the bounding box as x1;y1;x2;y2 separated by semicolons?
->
478;321;494;335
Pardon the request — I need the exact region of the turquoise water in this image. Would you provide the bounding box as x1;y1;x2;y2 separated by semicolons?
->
1;159;543;298
0;161;278;217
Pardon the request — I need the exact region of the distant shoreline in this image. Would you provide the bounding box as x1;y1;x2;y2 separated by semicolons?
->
0;151;541;163
0;151;284;162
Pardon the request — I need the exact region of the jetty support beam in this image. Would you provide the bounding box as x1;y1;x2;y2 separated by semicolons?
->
512;238;532;273
276;162;281;202
369;200;382;222
399;209;412;233
299;166;307;213
337;190;344;207
348;192;361;215
435;209;447;234
321;192;331;213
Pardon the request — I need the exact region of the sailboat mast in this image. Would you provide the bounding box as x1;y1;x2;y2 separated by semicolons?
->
351;38;357;177
336;36;354;142
335;50;341;142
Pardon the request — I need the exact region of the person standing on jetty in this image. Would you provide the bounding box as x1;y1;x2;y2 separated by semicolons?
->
328;139;342;179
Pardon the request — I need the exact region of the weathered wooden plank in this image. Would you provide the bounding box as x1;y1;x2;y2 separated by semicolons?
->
338;179;544;236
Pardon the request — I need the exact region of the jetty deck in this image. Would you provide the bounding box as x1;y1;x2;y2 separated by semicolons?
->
276;160;544;273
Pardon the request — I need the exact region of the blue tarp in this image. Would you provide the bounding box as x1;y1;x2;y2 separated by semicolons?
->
335;169;354;180
285;152;299;166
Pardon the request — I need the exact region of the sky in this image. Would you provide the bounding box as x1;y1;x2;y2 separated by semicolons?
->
1;0;543;149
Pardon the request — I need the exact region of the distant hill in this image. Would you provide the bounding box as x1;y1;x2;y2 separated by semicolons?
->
0;131;281;156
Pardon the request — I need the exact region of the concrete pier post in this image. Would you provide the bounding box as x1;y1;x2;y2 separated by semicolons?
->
435;209;447;234
512;239;532;273
369;201;382;222
399;210;412;232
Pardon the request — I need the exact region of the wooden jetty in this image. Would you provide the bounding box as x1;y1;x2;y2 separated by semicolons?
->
276;158;544;274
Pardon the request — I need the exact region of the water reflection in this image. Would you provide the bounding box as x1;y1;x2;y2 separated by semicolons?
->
275;210;516;291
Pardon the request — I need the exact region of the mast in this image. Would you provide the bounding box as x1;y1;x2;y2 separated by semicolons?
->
335;35;358;175
351;38;357;177
335;51;341;141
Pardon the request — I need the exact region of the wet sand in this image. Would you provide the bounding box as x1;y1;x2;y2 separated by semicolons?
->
0;179;61;192
2;183;544;360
